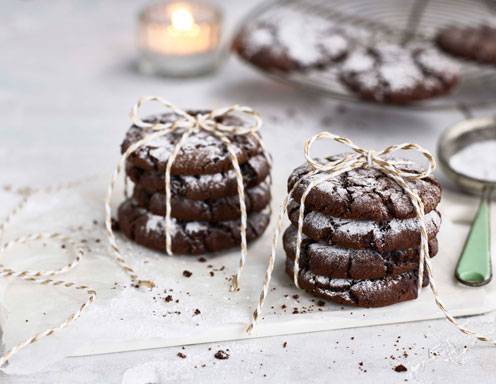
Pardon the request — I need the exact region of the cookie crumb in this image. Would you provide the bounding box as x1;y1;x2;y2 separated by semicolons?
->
214;350;230;360
198;257;207;263
164;295;173;303
283;342;287;348
183;270;193;278
394;364;407;372
193;308;201;316
177;352;187;359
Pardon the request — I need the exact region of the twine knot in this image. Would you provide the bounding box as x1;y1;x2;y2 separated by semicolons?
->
304;131;435;181
130;96;262;137
248;131;439;333
107;96;268;295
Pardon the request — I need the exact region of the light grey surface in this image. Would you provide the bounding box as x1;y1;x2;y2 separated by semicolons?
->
1;1;496;383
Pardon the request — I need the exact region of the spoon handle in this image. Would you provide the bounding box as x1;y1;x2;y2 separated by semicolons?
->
455;187;492;287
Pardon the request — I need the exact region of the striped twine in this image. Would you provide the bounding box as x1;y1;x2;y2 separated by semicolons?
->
0;180;97;368
108;96;266;292
247;131;496;346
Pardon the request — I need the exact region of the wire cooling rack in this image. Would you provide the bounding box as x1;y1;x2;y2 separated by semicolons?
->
234;0;496;111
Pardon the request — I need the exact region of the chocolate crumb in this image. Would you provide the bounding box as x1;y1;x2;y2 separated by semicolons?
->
316;300;326;307
177;352;187;359
193;308;201;316
164;295;173;303
394;364;407;372
283;342;287;348
111;218;119;231
214;350;230;360
183;270;192;278
292;294;299;300
198;257;207;263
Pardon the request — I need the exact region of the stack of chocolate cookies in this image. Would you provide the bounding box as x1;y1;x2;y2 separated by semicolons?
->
117;111;272;255
283;159;442;307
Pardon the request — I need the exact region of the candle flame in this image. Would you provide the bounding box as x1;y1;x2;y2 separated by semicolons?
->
170;4;195;31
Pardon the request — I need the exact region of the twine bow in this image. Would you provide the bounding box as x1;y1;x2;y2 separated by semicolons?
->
105;96;268;291
247;132;496;347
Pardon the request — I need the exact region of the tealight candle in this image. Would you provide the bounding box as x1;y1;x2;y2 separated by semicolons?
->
138;1;222;76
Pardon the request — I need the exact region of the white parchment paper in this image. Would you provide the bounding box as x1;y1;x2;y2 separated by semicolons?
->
0;177;494;375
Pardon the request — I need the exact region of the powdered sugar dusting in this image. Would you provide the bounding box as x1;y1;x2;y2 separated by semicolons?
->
242;8;349;67
303;207;440;238
243;25;275;56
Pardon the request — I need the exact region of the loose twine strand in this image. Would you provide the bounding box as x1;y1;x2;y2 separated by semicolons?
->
107;96;267;291
247;131;496;346
0;178;99;368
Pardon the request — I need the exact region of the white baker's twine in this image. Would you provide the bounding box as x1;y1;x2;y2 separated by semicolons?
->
105;96;268;292
0;179;98;368
247;131;496;347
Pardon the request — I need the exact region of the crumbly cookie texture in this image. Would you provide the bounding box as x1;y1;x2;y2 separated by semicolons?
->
288;156;442;222
286;259;428;307
122;112;262;175
436;24;496;65
287;199;441;253
339;43;460;103
118;199;271;255
126;153;271;198
283;224;438;280
133;180;271;222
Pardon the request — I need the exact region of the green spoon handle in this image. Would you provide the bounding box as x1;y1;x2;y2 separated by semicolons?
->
455;187;493;287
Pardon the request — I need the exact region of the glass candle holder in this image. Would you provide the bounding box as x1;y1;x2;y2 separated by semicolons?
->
138;1;223;77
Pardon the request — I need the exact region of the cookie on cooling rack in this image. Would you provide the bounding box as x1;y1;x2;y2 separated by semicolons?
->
233;11;350;72
338;43;460;104
436;25;496;65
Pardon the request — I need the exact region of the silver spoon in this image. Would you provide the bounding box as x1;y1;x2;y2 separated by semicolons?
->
437;117;495;287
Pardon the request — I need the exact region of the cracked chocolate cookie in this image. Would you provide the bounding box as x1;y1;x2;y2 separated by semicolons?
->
288;157;441;222
283;225;438;280
234;10;350;72
122;111;262;175
118;199;271;255
126;153;271;198
339;44;460;104
436;24;496;65
133;180;271;222
287;200;441;253
286;259;428;307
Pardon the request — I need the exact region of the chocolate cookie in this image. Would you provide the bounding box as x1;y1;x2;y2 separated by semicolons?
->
126;153;271;198
122;111;262;175
436;25;496;65
339;44;460;103
118;199;271;255
133;180;271;222
234;10;350;72
287;200;441;253
283;225;438;280
286;259;429;307
288;157;442;222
